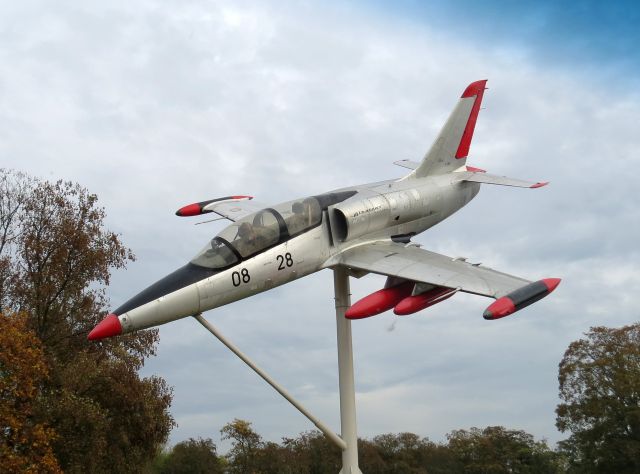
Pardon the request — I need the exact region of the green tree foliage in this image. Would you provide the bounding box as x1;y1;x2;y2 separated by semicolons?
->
0;169;175;472
155;438;224;474
363;432;458;473
221;419;265;473
0;312;61;473
447;426;562;473
556;324;640;473
160;420;559;473
280;430;341;473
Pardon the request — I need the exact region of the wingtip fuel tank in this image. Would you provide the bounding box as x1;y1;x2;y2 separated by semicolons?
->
483;278;561;320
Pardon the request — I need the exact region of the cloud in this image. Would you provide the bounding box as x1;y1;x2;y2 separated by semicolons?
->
1;0;638;448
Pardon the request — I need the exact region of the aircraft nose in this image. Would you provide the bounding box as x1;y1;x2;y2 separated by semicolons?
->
88;314;122;340
88;263;216;340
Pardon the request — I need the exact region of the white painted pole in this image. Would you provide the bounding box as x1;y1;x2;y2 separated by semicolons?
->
334;267;363;474
193;313;347;451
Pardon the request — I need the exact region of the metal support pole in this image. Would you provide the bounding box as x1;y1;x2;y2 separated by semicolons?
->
193;313;347;451
334;267;363;474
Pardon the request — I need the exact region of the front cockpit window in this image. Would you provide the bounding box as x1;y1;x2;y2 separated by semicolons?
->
191;237;239;269
217;209;282;258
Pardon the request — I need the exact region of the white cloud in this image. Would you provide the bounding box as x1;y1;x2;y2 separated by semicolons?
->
1;0;638;448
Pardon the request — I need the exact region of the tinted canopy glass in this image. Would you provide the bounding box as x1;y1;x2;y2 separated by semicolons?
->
191;194;334;266
190;237;239;269
216;209;283;258
274;197;322;237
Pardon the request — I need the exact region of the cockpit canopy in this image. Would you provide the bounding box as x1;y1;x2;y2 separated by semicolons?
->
190;196;323;269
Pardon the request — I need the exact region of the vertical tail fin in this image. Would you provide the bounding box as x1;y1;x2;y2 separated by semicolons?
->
407;80;487;179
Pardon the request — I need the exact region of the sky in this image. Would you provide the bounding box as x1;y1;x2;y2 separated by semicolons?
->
1;0;639;450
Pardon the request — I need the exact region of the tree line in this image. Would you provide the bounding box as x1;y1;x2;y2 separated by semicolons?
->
153;420;563;473
1;169;639;473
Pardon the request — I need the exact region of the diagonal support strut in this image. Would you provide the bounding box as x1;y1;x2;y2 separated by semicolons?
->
193;313;347;451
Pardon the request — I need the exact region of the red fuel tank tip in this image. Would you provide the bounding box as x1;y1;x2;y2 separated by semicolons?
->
176;203;202;217
530;182;549;189
88;314;122;340
483;297;516;320
542;278;561;292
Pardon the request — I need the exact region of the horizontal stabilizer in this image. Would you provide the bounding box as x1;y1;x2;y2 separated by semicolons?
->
456;171;548;189
393;159;420;170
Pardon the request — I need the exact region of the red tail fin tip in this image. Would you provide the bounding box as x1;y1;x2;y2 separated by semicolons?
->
456;79;488;159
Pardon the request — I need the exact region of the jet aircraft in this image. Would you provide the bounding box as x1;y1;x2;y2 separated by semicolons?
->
89;79;560;341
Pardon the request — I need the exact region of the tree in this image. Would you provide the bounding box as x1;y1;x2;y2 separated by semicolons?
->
0;312;61;473
367;432;430;473
221;419;264;473
0;169;175;472
556;324;640;473
280;430;341;473
364;432;458;474
154;438;224;474
446;426;561;473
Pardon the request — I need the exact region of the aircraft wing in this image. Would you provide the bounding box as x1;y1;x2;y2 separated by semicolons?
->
175;196;265;222
330;241;530;298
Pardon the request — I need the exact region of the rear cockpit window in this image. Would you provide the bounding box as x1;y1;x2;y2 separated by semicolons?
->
191;238;239;269
276;197;322;237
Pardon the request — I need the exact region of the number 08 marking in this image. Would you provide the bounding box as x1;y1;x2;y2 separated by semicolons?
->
232;268;251;287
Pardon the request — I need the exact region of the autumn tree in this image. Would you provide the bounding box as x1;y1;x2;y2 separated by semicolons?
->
363;431;460;474
280;430;341;473
366;432;431;473
0;169;175;472
221;419;265;473
154;437;224;474
446;426;562;473
0;312;61;473
556;324;640;473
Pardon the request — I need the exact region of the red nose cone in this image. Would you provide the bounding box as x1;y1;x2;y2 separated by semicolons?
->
88;314;122;340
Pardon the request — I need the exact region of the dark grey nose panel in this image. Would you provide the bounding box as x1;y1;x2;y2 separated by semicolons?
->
114;263;218;315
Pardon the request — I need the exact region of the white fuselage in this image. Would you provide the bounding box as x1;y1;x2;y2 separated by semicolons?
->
118;174;480;334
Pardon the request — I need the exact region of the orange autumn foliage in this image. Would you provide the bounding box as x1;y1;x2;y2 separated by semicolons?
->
0;312;61;473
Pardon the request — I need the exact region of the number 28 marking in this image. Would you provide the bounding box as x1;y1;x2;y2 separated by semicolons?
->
277;253;293;270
